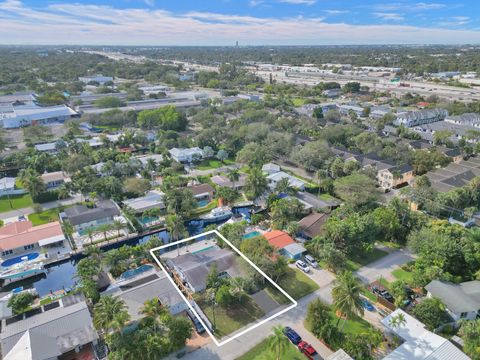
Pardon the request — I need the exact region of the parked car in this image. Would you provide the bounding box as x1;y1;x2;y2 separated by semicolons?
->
283;326;302;345
304;254;318;268
361;299;375;311
186;309;206;334
296;260;310;273
298;341;320;360
371;286;394;303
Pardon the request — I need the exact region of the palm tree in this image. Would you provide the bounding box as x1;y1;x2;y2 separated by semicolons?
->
112;220;125;238
21;171;45;199
389;312;407;329
57;183;71;200
85;227;95;244
62;220;74;243
286;221;299;237
140;298;169;332
93;295;130;333
227;169;240;190
96;223;113;242
332;271;364;330
245;167;268;199
268;325;289;360
165;214;186;255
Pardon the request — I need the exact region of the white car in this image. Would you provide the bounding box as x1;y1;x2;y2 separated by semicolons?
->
304;254;318;269
296;260;310;273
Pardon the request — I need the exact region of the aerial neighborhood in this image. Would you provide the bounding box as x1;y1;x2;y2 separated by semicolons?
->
1;43;480;360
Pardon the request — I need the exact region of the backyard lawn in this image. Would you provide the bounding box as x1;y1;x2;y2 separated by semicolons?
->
195;159;235;170
346;248;389;271
0;194;33;213
237;337;302;360
392;268;414;284
268;268;319;303
199;296;265;337
28;208;61;226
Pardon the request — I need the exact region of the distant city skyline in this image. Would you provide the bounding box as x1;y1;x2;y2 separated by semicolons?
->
1;0;480;45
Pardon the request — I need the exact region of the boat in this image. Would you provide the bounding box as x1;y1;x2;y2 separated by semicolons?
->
200;206;233;223
0;262;47;286
0;287;38;300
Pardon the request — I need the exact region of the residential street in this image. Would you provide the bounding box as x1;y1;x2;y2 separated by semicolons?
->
175;249;414;360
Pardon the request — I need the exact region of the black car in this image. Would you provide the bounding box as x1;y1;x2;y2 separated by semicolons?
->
186;309;206;334
283;326;302;345
371;286;394;303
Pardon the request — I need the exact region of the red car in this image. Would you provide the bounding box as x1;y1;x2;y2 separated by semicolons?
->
298;341;321;360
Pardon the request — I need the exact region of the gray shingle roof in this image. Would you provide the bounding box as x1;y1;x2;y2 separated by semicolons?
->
425;280;480;313
64;200;120;226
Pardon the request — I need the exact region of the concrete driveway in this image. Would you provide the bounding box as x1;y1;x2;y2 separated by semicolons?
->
355;249;414;284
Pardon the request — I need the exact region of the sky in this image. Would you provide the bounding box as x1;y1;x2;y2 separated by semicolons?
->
0;0;480;45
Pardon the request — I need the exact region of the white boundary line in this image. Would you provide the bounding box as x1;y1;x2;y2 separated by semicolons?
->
149;229;297;347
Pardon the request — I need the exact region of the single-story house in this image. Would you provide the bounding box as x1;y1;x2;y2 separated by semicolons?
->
166;247;242;293
0;177;25;197
61;200;120;232
133;154;164;167
298;212;330;240
34;142;57;153
0;221;65;258
262;163;281;175
425;280;480;322
122;190;165;214
263;230;306;260
188;183;215;202
381;309;470;360
1;295;100;360
169;147;204;163
103;271;188;318
211;174;247;190
295;192;340;212
266;171;306;191
40;171;71;190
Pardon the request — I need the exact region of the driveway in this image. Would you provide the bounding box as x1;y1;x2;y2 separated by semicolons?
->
355;249;414;284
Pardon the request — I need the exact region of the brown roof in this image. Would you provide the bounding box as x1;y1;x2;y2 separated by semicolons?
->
188;183;215;196
0;221;64;251
263;230;295;249
298;212;330;239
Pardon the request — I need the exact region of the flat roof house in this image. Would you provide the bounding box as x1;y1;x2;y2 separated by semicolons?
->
0;295;99;360
169;147;204;163
211;174;247;190
381;309;470;360
78;74;113;84
0;221;65;258
266;171;306;191
122;190;165;214
62;200;120;232
425;280;480;322
0;177;25;197
40;171;71;190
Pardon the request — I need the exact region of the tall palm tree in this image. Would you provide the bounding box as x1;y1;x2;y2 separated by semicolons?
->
85;227;95;245
57;183;71;200
96;223;113;242
112;220;125;238
21;171;45;199
332;271;364;330
140;298;169;332
165;214;186;255
245;167;267;199
93;295;130;333
227;169;240;190
268;325;289;360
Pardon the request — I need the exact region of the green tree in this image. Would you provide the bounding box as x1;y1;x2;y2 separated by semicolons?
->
333;173;379;208
8;292;36;314
93;295;130;333
268;325;289;360
166;316;192;351
332;271;364;330
412;297;447;330
459;319;480;360
215;284;234;307
96;223;113;242
245;167;268;200
227;168;240;189
137;106;187;131
165;214;186;244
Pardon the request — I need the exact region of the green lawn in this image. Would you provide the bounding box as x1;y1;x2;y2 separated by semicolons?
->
329;310;371;336
195;159;236;170
199;296;265;337
377;277;391;290
392;268;414;284
268;268;319;303
361;288;377;302
346;248;389;271
291;98;309;107
318;193;337;201
237;337;303;360
190;199;218;217
0;194;33;213
28;208;61;226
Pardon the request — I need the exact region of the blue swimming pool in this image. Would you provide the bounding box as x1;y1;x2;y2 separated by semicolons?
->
197;200;209;208
1;253;40;267
191;245;215;255
119;264;154;280
243;231;261;239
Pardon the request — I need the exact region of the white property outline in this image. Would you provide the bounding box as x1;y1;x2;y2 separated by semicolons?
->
149;229;298;347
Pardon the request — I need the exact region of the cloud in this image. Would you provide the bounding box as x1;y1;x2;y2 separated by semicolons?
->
0;1;479;45
413;2;445;10
324;10;349;15
143;0;155;7
277;0;316;5
249;0;264;6
373;12;405;21
439;16;470;27
374;2;446;12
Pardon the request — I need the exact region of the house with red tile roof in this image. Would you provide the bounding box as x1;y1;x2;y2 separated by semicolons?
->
0;221;65;258
263;230;306;260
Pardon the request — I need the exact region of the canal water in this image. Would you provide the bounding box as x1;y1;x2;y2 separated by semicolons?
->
4;207;252;296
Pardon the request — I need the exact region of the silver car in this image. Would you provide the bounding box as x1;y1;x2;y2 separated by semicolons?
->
304;254;318;269
296;260;310;273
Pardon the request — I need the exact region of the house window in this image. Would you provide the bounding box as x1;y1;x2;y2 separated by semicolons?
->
24;244;35;250
1;250;13;256
461;312;469;319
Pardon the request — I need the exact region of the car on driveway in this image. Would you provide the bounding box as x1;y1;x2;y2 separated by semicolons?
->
186;309;206;334
296;260;310;273
304;254;318;268
361;299;375;311
283;326;302;345
298;341;321;360
371;286;394;303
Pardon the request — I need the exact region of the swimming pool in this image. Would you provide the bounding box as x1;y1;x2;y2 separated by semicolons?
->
1;253;40;267
197;200;209;208
243;231;261;239
119;264;154;280
191;246;215;255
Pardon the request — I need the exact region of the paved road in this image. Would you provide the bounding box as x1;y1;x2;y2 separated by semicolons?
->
355;248;414;284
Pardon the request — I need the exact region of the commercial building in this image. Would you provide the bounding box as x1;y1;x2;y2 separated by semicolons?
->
394;109;448;127
381;309;470;360
78;74;113;84
425;280;480;322
1;104;78;129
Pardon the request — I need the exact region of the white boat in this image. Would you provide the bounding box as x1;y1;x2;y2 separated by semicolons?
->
200;206;233;223
0;263;47;285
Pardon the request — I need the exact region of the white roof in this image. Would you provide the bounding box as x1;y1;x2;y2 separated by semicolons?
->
169;147;203;157
123;190;165;212
381;309;470;360
267;171;305;189
0;177;15;191
133;154;164;165
34;142;56;152
262;163;281;173
12;104;77;121
283;243;306;256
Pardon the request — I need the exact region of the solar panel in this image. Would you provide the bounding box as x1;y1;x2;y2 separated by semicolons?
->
43;301;60;311
25;307;42;318
119;274;158;290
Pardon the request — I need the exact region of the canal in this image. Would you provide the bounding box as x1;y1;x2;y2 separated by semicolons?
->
3;207;252;296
